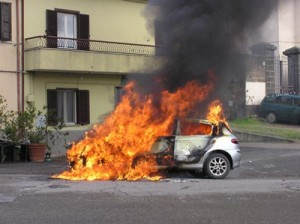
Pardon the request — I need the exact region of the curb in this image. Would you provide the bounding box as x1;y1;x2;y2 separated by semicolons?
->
233;130;295;143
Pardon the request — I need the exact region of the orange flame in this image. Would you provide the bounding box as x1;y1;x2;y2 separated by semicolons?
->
53;72;227;181
206;100;226;124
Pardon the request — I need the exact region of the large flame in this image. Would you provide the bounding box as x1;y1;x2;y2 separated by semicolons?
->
206;99;231;132
53;72;227;181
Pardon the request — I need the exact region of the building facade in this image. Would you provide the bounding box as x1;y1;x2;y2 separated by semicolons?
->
244;0;300;115
2;0;299;155
22;0;163;155
258;0;300;94
0;0;22;111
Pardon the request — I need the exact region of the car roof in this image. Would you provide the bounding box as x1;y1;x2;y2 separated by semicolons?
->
181;118;214;125
264;93;300;99
180;118;230;128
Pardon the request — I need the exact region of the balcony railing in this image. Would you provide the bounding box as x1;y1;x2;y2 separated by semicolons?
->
24;36;158;56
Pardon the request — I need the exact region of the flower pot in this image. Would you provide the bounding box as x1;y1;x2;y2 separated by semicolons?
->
28;143;46;162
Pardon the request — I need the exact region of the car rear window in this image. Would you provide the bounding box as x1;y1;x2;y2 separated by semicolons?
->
294;98;300;107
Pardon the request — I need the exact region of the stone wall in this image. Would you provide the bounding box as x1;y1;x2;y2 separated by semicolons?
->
249;42;277;95
283;47;300;94
244;43;277;117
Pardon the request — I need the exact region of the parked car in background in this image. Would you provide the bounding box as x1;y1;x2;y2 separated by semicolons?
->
259;93;300;124
134;119;241;179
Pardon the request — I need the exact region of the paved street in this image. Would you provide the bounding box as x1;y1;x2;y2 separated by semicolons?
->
0;142;300;224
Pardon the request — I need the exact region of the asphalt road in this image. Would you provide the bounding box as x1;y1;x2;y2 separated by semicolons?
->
0;142;300;224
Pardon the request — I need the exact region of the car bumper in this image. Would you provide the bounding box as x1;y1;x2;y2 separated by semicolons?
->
229;149;241;168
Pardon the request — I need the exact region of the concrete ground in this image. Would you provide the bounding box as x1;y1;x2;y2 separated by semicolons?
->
0;141;300;224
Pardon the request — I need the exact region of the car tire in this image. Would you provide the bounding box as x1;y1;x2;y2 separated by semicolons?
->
131;154;154;169
204;153;230;179
131;156;145;168
266;112;277;123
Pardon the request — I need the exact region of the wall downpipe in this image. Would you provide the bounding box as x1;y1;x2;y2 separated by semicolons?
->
16;0;20;111
21;0;24;111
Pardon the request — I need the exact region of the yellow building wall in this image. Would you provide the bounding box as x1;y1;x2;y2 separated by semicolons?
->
24;0;154;45
22;0;155;135
24;72;122;126
0;0;21;111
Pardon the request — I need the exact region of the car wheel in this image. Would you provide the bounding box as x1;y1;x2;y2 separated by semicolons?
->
131;156;145;168
131;154;154;169
204;153;230;179
266;112;277;123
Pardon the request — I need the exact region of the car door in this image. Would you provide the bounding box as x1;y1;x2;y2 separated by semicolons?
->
276;96;293;121
291;98;300;122
174;135;211;163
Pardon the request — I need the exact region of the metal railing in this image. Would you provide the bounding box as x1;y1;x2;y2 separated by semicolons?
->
24;36;158;56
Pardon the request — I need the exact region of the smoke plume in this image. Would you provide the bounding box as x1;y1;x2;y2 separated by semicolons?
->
135;0;277;104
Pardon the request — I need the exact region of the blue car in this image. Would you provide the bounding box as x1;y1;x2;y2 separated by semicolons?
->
259;93;300;123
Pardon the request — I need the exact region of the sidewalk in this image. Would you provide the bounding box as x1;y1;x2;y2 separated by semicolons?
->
0;156;68;176
239;141;300;150
234;130;297;143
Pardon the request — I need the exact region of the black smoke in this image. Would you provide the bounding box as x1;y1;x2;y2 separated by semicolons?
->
134;0;277;100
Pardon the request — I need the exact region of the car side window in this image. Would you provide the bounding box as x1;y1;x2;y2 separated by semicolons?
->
274;96;282;104
263;95;276;102
281;97;292;105
180;121;212;136
294;98;300;107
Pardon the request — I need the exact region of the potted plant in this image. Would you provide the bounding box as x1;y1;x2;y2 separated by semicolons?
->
25;104;67;162
0;95;29;162
1;96;68;162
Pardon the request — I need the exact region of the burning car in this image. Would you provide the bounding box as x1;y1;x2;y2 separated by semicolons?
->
53;80;239;181
134;118;241;179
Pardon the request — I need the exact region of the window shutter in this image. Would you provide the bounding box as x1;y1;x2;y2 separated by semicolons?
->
154;20;164;46
77;90;90;125
77;14;89;50
47;89;58;125
46;10;57;48
0;3;11;41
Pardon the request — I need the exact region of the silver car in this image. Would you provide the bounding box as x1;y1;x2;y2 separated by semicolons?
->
144;118;241;179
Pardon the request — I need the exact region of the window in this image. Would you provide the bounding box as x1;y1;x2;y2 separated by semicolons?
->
154;20;164;46
154;20;170;55
294;98;300;107
57;12;77;48
0;2;11;41
275;96;282;104
115;86;124;106
180;121;212;136
57;90;76;124
281;97;292;105
47;89;90;125
46;9;89;50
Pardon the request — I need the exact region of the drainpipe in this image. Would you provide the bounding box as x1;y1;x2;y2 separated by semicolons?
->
16;0;20;111
21;0;24;111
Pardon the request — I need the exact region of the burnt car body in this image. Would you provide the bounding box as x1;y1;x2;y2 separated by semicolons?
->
146;119;241;179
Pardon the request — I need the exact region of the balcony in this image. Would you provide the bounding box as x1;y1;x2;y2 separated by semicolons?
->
24;36;166;74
